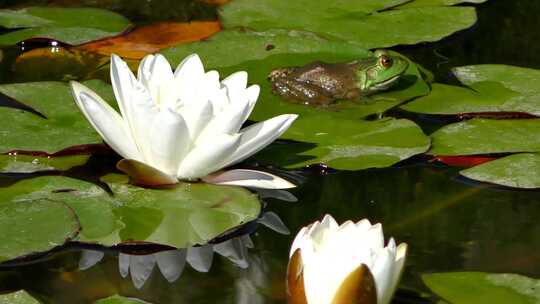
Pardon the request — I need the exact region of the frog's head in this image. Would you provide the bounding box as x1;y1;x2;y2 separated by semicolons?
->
356;50;408;94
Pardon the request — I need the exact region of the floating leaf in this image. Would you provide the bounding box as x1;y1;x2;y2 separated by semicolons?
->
423;272;540;304
163;30;430;169
11;46;109;82
1;175;261;248
0;290;40;304
77;21;221;60
0;7;131;46
0;154;90;173
430;118;540;155
219;0;478;48
460;153;540;189
94;295;152;304
402;65;540;116
0;199;79;263
0;80;115;154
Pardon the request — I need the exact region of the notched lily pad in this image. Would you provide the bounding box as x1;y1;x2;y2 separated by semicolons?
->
460;153;540;189
0;80;115;155
1;175;261;250
164;30;430;169
0;199;79;263
0;7;131;46
429;118;540;156
220;0;478;48
403;65;540;117
423;272;540;304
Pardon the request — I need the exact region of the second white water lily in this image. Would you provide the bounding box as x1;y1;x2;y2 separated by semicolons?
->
70;53;297;189
288;215;407;304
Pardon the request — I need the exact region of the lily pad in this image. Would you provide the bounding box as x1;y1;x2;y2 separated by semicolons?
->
460;153;540;189
256;118;431;170
0;7;131;46
219;0;478;48
0;199;79;263
94;295;152;304
0;290;39;304
402;65;540;116
423;272;540;304
429;118;540;155
0;80;115;154
163;30;431;169
1;175;261;248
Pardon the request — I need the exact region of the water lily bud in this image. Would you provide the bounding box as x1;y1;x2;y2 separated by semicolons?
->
70;53;298;189
287;215;407;304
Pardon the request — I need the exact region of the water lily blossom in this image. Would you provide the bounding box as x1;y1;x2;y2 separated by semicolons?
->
287;215;407;304
70;53;297;189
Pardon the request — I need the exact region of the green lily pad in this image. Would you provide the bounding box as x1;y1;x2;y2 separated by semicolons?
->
163;30;430;169
0;7;131;46
257;117;430;169
423;272;540;304
0;199;79;263
397;0;488;9
0;80;115;154
402;65;540;116
0;290;39;304
1;175;261;248
0;154;90;173
460;153;540;189
219;1;478;48
430;118;540;155
94;295;152;304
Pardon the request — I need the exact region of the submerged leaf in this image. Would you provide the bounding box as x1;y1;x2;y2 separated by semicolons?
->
460;153;540;189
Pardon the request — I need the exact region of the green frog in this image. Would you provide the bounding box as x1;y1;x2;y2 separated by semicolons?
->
268;50;408;105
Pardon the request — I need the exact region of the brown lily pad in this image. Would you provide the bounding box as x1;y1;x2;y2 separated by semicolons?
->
77;21;221;59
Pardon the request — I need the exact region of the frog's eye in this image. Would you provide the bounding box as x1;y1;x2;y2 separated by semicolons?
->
379;55;393;68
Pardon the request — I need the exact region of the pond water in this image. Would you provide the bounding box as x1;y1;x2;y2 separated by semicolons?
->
0;0;539;303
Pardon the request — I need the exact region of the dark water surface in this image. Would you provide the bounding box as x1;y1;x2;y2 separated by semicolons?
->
1;0;540;303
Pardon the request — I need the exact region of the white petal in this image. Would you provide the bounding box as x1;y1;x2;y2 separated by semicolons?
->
70;81;141;161
289;226;308;257
186;245;213;272
137;54;174;104
203;169;295;189
178;99;214;142
174;53;205;79
386;243;408;304
110;54;138;121
177;134;241;180
146;109;190;176
222;114;298;167
371;247;396;304
196;96;251;143
240;84;260;122
222;71;248;102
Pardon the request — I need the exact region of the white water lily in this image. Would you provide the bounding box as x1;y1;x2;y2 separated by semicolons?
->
288;215;407;304
70;53;297;189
